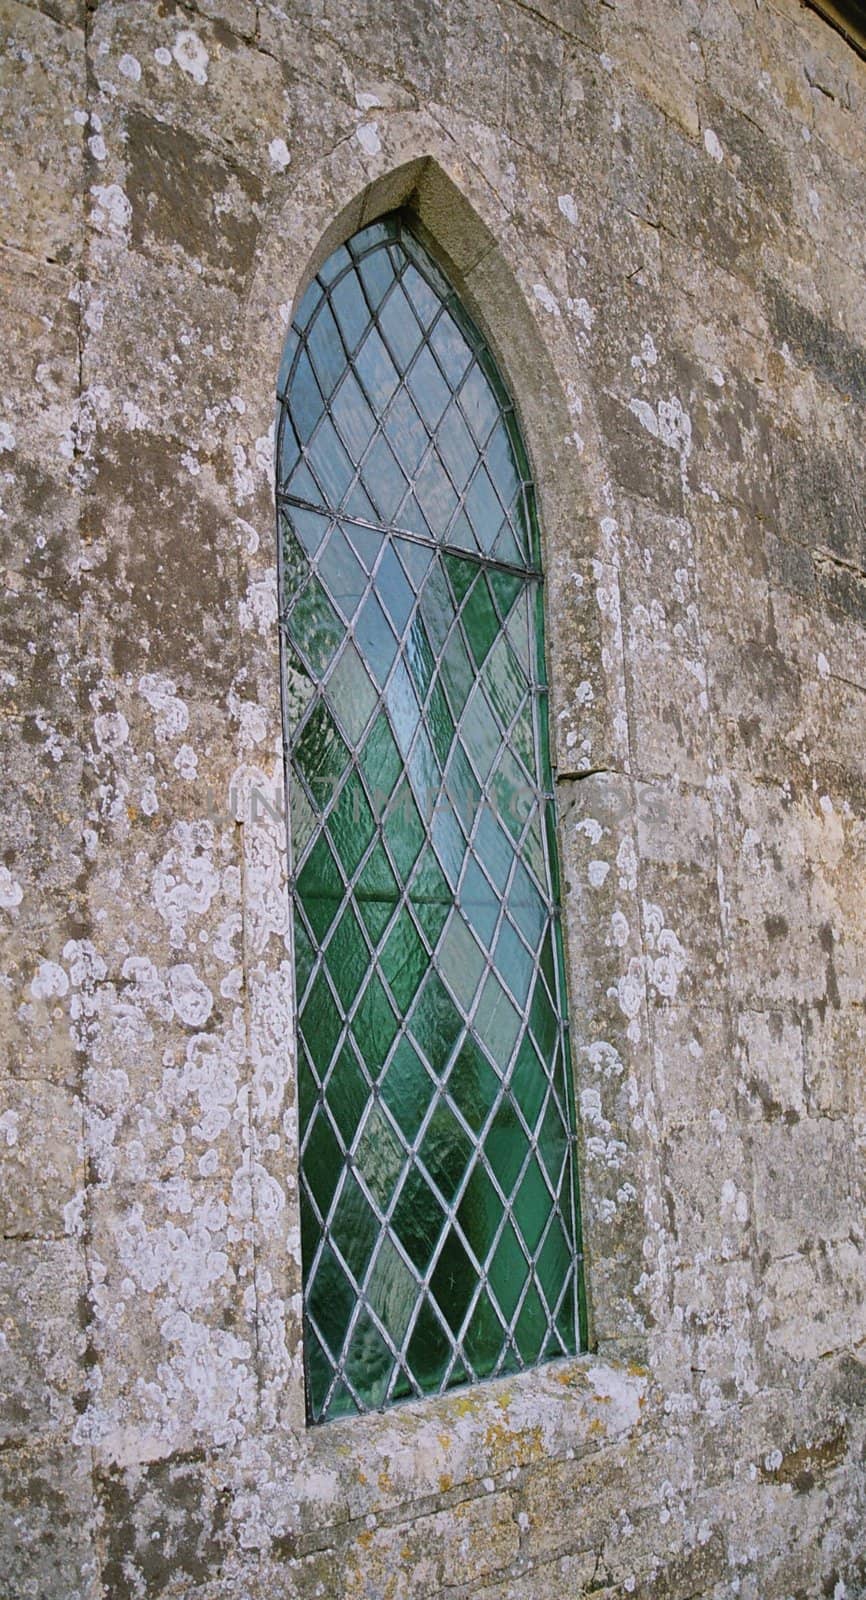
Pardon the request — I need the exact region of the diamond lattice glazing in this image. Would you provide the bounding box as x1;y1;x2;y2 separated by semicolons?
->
276;213;584;1423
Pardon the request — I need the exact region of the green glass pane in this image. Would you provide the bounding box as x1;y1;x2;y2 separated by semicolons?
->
381;1036;437;1142
282;502;331;561
508;861;546;951
328;1041;369;1148
457;1161;501;1267
379;282;423;370
514;1281;546;1364
351;971;399;1074
318;525;368;621
461;574;500;667
489;747;533;845
489;566;523;621
363;432;408;523
418;1100;472;1204
307;415;355;508
429;1228;476;1333
483;634;526;729
296;841;343;934
306;302;345;397
328;771;375;877
299;967;342;1075
417;559;455;650
383;779;425;882
382;910;428;1011
288;347;324;444
462;1289;506;1379
430;309;473;388
460;687;502;783
465;465;503;554
331;370;377;464
538;1096;569;1188
355;1103;405;1210
366;1237;417;1346
330;267;370;352
530;968;558;1059
293;910;315;1002
460;857;499;949
447;1038;499;1135
483;1098;528;1197
356;245;395;311
513;1158;551;1256
327;904;369;1009
402;262;440;327
439;627;475;719
405;1296;451;1390
430;800;467;891
384;388;428;477
354;323;400;412
474;971;521;1063
355;592;399;688
287;576;343;679
508;1033;547;1132
493;920;534;1010
426;680;455;767
294;701;350;806
355;842;399;937
297;1042;318;1133
437;915;486;1011
475;804;514;892
386;660;421;758
305;1324;333;1421
537;1216;571;1312
344;1309;393;1409
326;640;377;744
443;743;480;833
359;714;402;815
488;1221;528;1323
409;971;462;1075
307;1241;353;1356
330;1173;379;1282
443;549;475;605
460;362;499;446
436;403;477;492
414;451;458;536
392;1168;446;1274
303;1112;343;1217
485;419;522;511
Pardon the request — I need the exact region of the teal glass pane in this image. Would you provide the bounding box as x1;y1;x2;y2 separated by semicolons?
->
279;211;583;1423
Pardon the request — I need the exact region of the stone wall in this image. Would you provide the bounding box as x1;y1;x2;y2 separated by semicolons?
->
1;0;865;1595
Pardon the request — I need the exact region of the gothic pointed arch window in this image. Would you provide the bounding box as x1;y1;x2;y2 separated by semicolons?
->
276;211;585;1424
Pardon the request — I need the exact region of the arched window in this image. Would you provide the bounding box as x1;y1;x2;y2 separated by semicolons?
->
276;212;584;1424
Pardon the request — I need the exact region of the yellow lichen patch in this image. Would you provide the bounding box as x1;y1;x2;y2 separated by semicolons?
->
483;1420;545;1473
377;1468;393;1492
356;1529;374;1550
438;1473;453;1493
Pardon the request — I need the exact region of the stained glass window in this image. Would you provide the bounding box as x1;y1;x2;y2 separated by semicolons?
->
276;212;585;1424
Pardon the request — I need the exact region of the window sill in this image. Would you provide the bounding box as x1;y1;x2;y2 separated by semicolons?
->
273;1354;651;1548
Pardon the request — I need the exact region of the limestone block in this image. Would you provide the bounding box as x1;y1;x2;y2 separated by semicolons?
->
0;0;85;261
635;781;726;1007
737;1007;806;1121
0;1238;86;1443
752;1115;854;1259
0;1439;98;1600
0;1078;83;1238
85;1176;259;1463
88;5;294;180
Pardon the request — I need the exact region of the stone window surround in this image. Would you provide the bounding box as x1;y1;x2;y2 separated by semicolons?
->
230;117;662;1529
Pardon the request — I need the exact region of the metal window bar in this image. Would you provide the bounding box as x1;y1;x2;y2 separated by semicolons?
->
277;211;586;1423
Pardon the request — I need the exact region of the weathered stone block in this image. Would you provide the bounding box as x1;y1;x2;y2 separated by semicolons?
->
0;1078;83;1238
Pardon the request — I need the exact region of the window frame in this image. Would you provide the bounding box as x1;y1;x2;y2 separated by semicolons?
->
276;212;587;1423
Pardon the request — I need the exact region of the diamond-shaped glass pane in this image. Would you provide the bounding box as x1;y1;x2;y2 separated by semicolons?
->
280;212;581;1422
